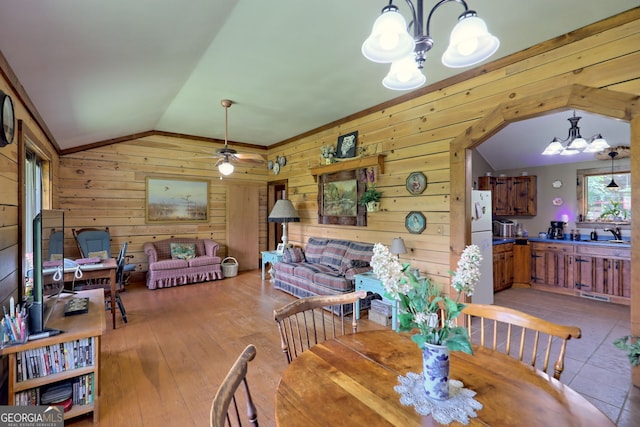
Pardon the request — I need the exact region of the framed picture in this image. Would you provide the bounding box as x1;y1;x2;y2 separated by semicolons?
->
406;172;427;195
146;177;209;223
405;211;426;234
336;131;358;159
318;170;366;226
276;243;285;254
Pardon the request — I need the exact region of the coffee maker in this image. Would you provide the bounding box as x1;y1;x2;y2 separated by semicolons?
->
548;221;566;240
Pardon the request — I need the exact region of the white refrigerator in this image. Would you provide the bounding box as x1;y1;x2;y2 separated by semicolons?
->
470;190;494;304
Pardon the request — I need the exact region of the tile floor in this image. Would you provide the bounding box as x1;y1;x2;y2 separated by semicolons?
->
494;287;639;426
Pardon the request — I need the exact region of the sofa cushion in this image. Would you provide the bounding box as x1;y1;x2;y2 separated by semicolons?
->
150;259;189;271
312;272;352;292
273;261;297;276
304;237;328;263
293;263;338;282
283;247;305;263
341;241;375;273
170;242;196;260
320;240;351;268
188;256;221;267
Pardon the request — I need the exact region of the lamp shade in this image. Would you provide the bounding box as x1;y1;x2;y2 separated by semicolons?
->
390;237;407;255
268;199;300;223
441;15;499;68
362;7;415;63
382;55;426;91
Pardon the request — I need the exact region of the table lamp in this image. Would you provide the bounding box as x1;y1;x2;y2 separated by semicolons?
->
268;199;300;247
390;237;407;258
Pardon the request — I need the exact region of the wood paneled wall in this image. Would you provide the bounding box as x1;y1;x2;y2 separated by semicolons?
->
57;134;268;279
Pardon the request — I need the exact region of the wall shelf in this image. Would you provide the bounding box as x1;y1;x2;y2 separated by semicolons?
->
310;154;385;181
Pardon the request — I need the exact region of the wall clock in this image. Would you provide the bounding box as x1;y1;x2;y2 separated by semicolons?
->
0;91;15;147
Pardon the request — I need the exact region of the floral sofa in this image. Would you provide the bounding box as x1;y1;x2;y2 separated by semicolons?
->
143;238;223;289
272;237;374;313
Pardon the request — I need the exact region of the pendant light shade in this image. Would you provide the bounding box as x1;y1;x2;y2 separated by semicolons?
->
606;151;619;188
362;6;415;63
218;159;234;176
441;15;500;68
382;55;426;90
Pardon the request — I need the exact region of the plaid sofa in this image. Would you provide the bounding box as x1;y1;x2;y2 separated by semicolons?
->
143;238;222;289
273;237;374;313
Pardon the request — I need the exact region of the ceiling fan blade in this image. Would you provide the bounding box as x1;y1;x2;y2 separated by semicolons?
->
233;153;265;164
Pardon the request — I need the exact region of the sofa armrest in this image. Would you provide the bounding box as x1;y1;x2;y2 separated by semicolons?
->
143;242;159;264
204;239;220;257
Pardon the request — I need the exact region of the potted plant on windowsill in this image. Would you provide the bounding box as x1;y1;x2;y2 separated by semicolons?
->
359;168;382;212
599;199;629;222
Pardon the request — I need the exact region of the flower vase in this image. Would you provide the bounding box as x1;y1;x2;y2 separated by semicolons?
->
366;201;380;212
422;342;450;400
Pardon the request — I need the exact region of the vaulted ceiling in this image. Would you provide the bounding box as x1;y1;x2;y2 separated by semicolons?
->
0;1;636;157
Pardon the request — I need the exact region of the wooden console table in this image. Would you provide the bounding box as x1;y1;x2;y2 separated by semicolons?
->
1;289;105;423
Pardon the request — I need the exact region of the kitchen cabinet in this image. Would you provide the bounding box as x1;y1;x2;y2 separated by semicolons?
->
493;243;513;292
530;241;630;304
478;175;537;216
512;243;531;285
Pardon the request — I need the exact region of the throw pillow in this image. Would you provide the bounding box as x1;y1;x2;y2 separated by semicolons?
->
88;250;109;260
283;247;305;263
170;243;196;260
350;260;370;268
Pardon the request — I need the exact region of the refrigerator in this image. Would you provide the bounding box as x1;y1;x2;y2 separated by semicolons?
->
470;190;494;304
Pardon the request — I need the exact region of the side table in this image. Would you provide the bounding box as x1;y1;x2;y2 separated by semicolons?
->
261;250;283;280
354;272;399;331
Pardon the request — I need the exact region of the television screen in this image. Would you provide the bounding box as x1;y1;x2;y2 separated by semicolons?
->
29;209;65;334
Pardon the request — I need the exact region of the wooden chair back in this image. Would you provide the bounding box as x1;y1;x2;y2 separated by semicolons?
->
273;290;367;364
210;344;258;427
462;303;581;380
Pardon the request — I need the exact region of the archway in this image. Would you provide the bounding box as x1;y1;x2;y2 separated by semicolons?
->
449;83;640;384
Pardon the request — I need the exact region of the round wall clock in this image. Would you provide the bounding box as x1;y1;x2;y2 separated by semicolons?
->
0;91;15;147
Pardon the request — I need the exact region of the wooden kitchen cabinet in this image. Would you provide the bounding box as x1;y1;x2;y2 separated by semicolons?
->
493;243;513;292
512;243;531;285
478;175;537;216
530;241;630;304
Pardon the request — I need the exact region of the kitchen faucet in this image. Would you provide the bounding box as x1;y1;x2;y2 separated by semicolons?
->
603;227;622;240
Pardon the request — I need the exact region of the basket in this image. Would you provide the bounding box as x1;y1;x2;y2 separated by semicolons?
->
221;257;239;277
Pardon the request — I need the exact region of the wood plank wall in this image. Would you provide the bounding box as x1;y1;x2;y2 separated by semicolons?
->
57;134;268;280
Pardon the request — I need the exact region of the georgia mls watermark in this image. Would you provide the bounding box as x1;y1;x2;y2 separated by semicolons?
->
0;406;64;427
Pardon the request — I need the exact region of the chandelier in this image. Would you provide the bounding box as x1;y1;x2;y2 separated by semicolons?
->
541;111;610;156
361;0;499;91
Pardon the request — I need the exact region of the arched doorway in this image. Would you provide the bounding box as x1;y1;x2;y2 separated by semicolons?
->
449;83;640;385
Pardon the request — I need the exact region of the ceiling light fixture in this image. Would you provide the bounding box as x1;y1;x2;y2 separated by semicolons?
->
541;111;610;156
362;0;499;91
218;99;235;176
606;151;619;188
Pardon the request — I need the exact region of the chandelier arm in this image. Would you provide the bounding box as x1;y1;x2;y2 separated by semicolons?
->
424;0;469;38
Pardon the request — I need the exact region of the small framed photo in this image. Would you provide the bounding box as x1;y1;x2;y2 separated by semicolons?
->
276;243;285;254
406;172;427;195
336;131;358;158
405;211;427;234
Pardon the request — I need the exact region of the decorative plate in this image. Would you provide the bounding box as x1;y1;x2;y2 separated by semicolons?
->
273;162;280;175
552;197;563;206
405;211;426;234
268;160;273;170
406;172;427;195
278;155;287;166
552;180;562;189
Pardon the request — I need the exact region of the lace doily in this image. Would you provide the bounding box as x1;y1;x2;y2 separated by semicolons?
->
394;372;483;425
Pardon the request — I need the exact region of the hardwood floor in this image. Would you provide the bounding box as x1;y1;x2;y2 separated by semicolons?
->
66;271;638;426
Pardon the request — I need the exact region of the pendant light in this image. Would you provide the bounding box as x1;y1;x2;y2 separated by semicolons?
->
606;151;619;188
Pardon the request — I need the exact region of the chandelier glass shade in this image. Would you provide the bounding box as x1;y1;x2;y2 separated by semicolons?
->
541;112;610;156
362;1;499;91
218;159;234;176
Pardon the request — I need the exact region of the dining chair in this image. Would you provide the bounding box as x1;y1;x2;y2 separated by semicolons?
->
73;227;135;284
461;303;581;380
273;290;367;364
210;344;258;427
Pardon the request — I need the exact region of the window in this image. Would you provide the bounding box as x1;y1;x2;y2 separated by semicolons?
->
578;166;631;223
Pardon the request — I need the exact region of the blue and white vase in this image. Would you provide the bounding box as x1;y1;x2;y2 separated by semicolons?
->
422;342;450;400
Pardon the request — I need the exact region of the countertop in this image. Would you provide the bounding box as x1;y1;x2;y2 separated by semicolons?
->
492;237;631;248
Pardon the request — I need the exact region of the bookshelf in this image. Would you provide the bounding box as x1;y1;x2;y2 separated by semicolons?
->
0;289;105;423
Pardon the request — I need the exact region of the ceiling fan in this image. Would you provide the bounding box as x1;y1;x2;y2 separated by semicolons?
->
213;99;265;176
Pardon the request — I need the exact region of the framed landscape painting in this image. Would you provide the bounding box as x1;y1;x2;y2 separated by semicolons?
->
318;170;366;226
146;177;209;223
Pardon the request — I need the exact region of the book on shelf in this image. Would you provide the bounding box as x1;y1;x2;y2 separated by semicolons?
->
16;337;95;382
15;373;94;407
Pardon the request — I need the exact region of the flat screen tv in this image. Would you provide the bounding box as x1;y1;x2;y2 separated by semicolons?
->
29;209;65;335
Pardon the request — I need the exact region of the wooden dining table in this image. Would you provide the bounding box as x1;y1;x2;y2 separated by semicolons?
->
274;329;614;426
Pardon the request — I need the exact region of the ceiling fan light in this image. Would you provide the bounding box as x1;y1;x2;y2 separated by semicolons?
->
382;56;426;91
362;7;415;63
218;161;234;176
442;15;499;68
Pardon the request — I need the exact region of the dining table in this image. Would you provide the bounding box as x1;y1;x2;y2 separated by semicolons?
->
274;329;614;426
